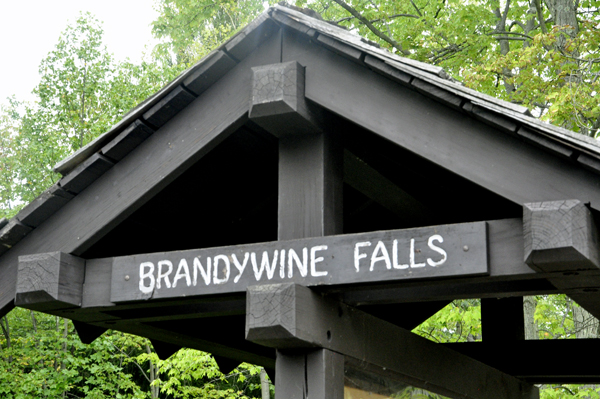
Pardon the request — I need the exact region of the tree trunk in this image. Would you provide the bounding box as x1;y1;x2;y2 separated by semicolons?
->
523;296;538;340
0;315;12;363
146;343;159;399
260;368;270;399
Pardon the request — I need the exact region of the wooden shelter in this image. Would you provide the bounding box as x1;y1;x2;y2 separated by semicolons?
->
2;5;600;398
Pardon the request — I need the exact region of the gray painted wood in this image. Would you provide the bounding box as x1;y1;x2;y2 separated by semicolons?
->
0;32;283;318
316;34;363;62
101;120;154;162
142;85;196;129
516;127;574;159
411;78;463;110
462;102;519;133
343;149;432;224
58;153;114;195
16;185;73;229
225;14;280;61
183;51;238;96
0;219;32;248
249;60;328;138
15;252;85;311
280;30;600;207
364;55;412;85
246;283;538;399
110;222;488;302
524;200;600;272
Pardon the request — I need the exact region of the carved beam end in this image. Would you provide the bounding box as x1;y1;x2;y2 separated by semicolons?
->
15;252;85;311
249;61;324;137
524;200;600;272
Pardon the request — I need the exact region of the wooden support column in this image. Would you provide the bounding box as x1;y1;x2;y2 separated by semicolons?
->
246;283;538;399
481;297;525;342
249;60;344;398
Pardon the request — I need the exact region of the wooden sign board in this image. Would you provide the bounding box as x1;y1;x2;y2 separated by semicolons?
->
110;222;488;302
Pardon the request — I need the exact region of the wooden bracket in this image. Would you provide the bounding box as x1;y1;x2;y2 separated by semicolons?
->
246;283;538;399
524;200;600;272
249;61;325;137
15;252;85;312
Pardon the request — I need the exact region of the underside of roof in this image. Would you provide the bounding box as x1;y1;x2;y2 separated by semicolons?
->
2;4;600;387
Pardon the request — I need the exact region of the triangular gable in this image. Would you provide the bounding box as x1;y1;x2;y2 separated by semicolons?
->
3;6;600;390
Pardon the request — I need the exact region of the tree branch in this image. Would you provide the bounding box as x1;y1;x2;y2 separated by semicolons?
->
331;0;410;55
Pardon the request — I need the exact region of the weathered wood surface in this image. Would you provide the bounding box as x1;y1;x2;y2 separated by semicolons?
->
101;120;154;162
110;222;488;302
58;153;114;195
16;184;73;229
0;33;283;318
15;252;85;311
275;349;344;399
524;200;600;272
249;60;327;137
142;85;196;129
183;51;237;96
280;29;600;207
246;283;538;399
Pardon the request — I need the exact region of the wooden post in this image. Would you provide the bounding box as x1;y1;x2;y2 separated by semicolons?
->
249;60;344;399
246;283;538;399
481;297;525;342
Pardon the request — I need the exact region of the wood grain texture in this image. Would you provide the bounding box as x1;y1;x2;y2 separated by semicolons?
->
246;283;538;399
15;252;85;311
101;120;154;162
524;200;600;272
0;33;283;318
249;60;329;138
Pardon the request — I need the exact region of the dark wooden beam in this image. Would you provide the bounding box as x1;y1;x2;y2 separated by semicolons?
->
481;297;524;342
72;321;107;344
524;200;600;273
0;32;283;318
109;221;487;302
445;340;600;383
246;283;538;399
281;29;600;209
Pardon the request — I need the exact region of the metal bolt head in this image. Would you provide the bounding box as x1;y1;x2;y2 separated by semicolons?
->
463;245;469;252
124;275;130;281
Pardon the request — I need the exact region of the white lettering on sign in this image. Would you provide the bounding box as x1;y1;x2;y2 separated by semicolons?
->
137;235;449;293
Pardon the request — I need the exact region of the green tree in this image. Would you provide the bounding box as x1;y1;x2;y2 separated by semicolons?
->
151;0;266;66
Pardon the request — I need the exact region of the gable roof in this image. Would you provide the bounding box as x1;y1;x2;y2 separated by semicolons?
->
2;4;600;317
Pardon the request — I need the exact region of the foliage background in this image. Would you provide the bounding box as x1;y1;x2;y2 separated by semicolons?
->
1;0;600;397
